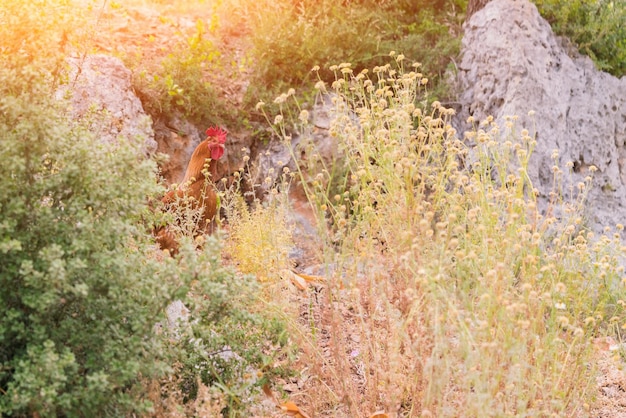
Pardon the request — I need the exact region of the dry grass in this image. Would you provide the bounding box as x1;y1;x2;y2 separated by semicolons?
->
142;374;226;417
254;56;626;416
226;196;294;282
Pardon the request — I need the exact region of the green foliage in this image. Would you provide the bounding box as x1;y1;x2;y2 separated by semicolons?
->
0;80;168;415
166;239;291;414
0;2;289;415
222;0;465;114
138;238;291;416
129;18;237;127
534;0;626;76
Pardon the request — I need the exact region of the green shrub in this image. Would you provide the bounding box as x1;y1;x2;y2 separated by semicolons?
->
534;0;626;76
220;0;465;115
160;238;291;414
136;237;291;417
0;2;290;415
0;82;167;415
128;18;238;127
0;3;171;413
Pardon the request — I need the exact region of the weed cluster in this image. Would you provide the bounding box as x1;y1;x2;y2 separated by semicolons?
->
128;17;235;127
217;0;465;116
534;0;626;76
227;199;294;282
266;57;626;416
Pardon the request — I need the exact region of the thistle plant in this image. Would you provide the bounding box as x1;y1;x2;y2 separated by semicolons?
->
262;56;626;416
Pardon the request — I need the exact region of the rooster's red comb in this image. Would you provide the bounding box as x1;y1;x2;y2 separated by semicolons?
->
205;126;227;144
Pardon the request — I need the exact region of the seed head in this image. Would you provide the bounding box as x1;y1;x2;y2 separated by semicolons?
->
276;93;289;104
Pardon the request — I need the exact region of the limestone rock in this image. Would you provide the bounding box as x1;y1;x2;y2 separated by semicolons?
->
454;0;626;232
152;116;203;184
56;54;157;153
247;94;340;195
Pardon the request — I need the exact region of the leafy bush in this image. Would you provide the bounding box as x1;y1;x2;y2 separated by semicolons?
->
143;238;291;417
128;17;238;127
0;1;290;415
219;0;465;114
0;82;166;416
0;3;166;414
534;0;626;76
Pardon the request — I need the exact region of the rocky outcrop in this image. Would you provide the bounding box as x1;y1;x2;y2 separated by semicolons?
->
56;54;157;153
152;116;204;184
251;94;339;191
454;0;626;232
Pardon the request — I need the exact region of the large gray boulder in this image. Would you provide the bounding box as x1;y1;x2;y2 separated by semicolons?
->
56;54;157;153
454;0;626;232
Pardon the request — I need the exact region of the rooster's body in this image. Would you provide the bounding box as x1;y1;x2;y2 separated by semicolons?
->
156;126;227;254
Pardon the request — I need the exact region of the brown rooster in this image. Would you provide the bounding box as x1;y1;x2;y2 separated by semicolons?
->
156;126;228;254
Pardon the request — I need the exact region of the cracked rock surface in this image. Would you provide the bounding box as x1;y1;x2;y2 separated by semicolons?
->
57;54;157;154
454;0;626;232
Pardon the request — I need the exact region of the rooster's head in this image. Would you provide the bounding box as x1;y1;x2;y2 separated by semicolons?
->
205;126;227;160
